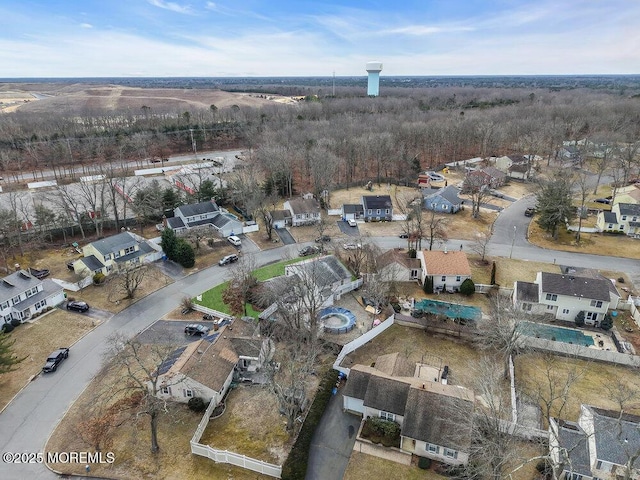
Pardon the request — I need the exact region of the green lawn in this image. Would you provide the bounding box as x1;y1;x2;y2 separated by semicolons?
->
194;257;308;317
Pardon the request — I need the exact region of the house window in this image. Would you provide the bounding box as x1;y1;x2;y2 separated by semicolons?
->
547;305;554;311
545;293;558;301
114;252;121;259
441;276;446;282
522;303;532;311
160;386;171;395
368;209;372;215
11;296;21;306
567;474;583;480
586;312;597;321
590;300;603;308
104;254;111;261
124;246;135;255
443;448;458;459
183;389;193;398
0;301;8;310
379;411;395;422
456;276;461;282
426;443;440;454
622;215;627;221
633;217;638;222
562;308;570;314
385;209;390;214
411;269;420;279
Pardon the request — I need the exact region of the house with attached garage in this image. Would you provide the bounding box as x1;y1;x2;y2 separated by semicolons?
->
268;209;292;229
154;320;272;405
72;231;158;277
596;203;640;238
0;270;65;325
513;271;616;326
375;249;421;282
341;203;364;222
362;195;393;222
422;186;464;214
164;199;244;238
343;363;474;466
416;250;471;293
549;405;640;480
283;197;321;226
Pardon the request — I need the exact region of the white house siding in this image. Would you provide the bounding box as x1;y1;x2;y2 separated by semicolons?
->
431;274;470;292
343;396;365;414
363;406;405;428
156;374;217;404
406;438;469;466
539;294;608;324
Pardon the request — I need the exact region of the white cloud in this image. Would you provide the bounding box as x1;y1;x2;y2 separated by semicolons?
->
80;23;93;29
147;0;193;15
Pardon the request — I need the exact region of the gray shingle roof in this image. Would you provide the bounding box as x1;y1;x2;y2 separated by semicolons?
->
618;203;640;216
269;210;292;221
428;185;462;205
540;272;610;302
362;195;393;210
516;281;539;303
80;255;105;272
90;232;137;256
290;256;352;288
481;166;507;179
590;406;640;467
402;387;473;451
363;376;410;416
166;216;185;229
0;270;41;304
176;200;219;218
554;419;592;476
286;198;320;215
603;211;618;223
14;279;63;310
229;338;263;358
342;369;372;400
343;204;364;214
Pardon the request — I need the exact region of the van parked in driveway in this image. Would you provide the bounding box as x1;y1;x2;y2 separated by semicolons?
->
227;235;242;246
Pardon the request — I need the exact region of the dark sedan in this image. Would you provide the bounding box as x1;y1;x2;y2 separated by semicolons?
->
66;301;90;312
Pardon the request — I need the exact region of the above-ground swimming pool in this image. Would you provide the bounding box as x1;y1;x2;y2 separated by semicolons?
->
519;321;594;347
319;307;357;334
413;298;482;321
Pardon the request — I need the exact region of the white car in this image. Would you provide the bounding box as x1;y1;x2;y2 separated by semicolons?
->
227;235;242;246
347;219;357;227
425;171;446;182
343;242;362;250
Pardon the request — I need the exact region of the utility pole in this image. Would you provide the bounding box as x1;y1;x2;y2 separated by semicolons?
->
189;128;197;160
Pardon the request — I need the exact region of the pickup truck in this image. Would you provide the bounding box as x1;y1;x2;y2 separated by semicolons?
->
43;348;69;373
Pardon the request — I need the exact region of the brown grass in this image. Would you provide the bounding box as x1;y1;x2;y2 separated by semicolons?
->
343;452;446;480
0;310;96;410
528;220;640;260
514;352;640;421
494;257;562;287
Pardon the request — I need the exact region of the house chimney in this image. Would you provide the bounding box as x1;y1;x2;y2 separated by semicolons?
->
162;215;167;227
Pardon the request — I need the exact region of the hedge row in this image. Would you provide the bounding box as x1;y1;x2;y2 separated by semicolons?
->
281;366;338;480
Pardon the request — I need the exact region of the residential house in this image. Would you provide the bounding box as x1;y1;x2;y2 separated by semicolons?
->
342;204;364;221
283;197;321;227
462;170;492;194
343;363;474;466
513;272;613;325
0;270;65;324
493;155;533;180
423;186;463;214
268;209;292;229
362;195;393;222
73;231;157;277
155;321;272;405
284;255;356;306
165;199;243;238
549;405;640;480
480;166;507;187
376;250;421;282
416;250;472;293
596;203;640;237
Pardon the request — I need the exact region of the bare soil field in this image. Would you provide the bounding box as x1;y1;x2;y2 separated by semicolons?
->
0;83;287;114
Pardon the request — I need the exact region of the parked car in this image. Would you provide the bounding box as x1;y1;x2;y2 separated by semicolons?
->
315;235;331;243
227;235;242;246
299;245;320;257
347;219;357;227
488;189;505;198
29;267;50;279
66;261;75;270
343;242;362;250
399;233;409;239
184;323;210;337
594;198;611;204
67;301;89;312
218;254;239;266
425;171;446;182
524;207;536;217
42;347;69;373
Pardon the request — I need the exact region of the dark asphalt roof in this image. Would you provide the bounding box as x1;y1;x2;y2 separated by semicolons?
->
90;232;137;256
80;255;105;272
176;200;219;218
363;376;410;416
554;419;592;476
603;211;618;223
428;185;462;205
590;406;640;467
167;216;185;229
342;369;372;400
342;204;364;214
289;256;352;288
362;195;393;210
515;281;539;303
540;272;610;302
618;203;640;216
269;209;292;221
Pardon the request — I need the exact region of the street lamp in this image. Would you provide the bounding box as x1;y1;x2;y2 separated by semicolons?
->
509;225;517;259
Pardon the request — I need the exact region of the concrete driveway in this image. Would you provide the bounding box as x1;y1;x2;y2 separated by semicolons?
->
136;319;217;345
306;388;361;480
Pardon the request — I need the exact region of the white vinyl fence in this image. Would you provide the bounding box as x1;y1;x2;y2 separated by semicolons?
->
190;391;282;478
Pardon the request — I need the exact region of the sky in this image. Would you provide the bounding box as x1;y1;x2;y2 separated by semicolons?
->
0;0;639;78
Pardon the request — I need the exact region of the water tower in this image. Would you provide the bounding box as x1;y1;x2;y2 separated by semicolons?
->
366;61;383;96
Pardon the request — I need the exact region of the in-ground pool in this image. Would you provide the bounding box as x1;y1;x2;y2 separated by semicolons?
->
319;307;356;334
413;298;482;321
519;321;594;347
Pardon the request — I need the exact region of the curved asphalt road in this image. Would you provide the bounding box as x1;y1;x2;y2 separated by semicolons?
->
2;205;639;479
